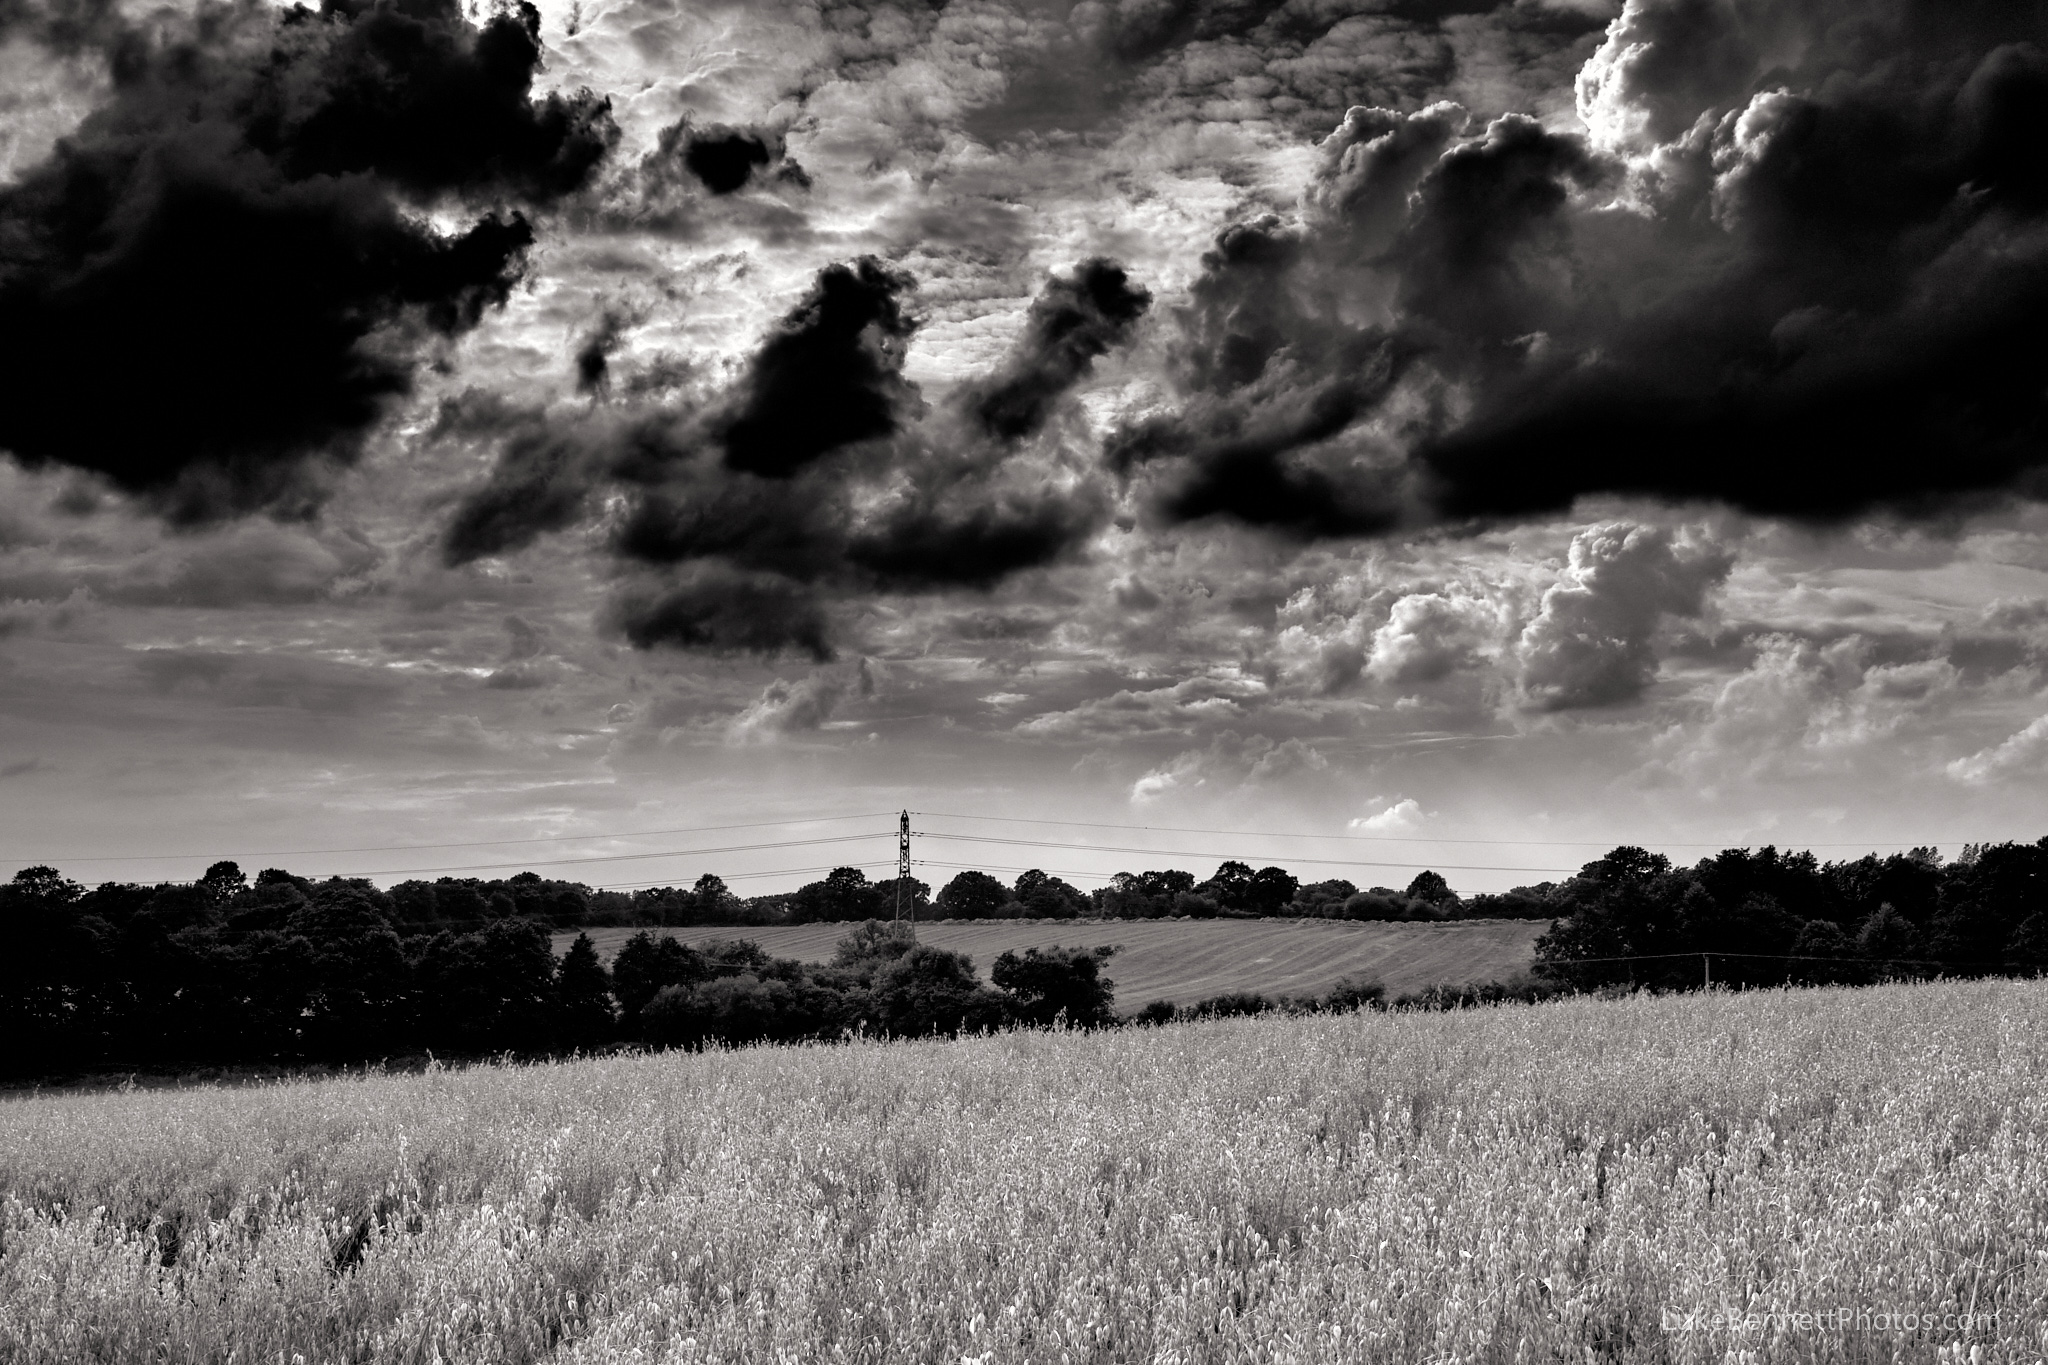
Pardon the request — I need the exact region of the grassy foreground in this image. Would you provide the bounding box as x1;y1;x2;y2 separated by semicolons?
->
558;916;1548;1005
2;981;2043;1364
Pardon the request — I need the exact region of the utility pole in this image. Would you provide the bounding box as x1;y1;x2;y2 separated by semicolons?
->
896;810;911;923
1703;953;1711;991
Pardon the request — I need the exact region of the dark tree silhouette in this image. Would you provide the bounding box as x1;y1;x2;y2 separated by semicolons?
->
991;944;1118;1026
556;932;616;1050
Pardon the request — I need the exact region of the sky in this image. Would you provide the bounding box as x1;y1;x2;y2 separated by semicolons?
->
4;0;2048;896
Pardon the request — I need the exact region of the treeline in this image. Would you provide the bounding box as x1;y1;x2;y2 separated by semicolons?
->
1530;841;2048;987
201;861;1537;932
8;858;1539;940
0;864;1146;1080
9;834;2044;1079
0;859;1471;1081
783;862;1523;923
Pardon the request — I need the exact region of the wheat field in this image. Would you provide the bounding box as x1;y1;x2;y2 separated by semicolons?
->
2;981;2043;1363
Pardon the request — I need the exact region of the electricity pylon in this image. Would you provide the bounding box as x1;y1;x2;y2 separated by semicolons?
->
895;809;912;923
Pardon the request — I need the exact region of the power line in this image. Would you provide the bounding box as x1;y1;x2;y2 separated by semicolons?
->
4;811;895;865
913;859;1118;883
911;810;1978;852
591;860;902;891
913;830;1577;876
331;832;891;880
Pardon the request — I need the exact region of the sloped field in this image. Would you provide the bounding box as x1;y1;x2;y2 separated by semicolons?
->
560;916;1549;1005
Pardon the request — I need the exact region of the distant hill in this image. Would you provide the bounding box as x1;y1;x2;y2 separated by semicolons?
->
556;917;1549;1007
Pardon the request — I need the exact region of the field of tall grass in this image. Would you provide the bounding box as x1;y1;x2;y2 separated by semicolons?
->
2;980;2042;1363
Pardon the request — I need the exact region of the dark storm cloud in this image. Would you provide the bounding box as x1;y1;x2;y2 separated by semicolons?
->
607;257;1138;642
443;257;1148;655
0;0;616;521
624;119;809;235
715;258;923;478
681;127;772;195
574;306;635;395
966;259;1152;442
845;485;1113;589
1119;0;2048;535
610;566;835;662
441;417;600;565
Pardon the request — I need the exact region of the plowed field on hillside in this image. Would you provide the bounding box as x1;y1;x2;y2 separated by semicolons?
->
559;917;1548;1005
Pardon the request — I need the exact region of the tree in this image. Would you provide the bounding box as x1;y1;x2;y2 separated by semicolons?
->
0;867;105;1077
831;920;918;976
1250;866;1301;915
295;916;414;1060
692;873;741;923
936;870;1012;919
991;944;1118;1027
1582;846;1673;885
556;932;615;1050
872;945;1006;1036
611;931;709;1024
387;880;442;926
1857;903;1922;976
8;866;83;906
2008;913;2048;973
135;883;224;936
872;875;932;919
791;867;883;923
1404;870;1456;907
1097;869;1197;918
413;919;558;1055
1788;919;1858;985
197;861;247;904
286;882;394;941
436;882;490;926
1292;879;1357;915
1341;889;1406;921
1014;870;1085;919
1199;861;1256;912
698;937;772;977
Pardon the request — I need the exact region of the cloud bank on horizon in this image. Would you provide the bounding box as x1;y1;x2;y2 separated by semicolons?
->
4;0;2048;882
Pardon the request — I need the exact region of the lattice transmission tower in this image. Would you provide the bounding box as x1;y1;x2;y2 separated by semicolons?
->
894;809;912;923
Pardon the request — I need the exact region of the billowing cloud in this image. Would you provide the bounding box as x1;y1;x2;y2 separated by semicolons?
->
1118;0;2048;534
1351;796;1422;832
1266;522;1729;708
0;0;616;520
1372;589;1505;688
1949;714;2048;784
1652;633;1963;789
1515;522;1732;710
